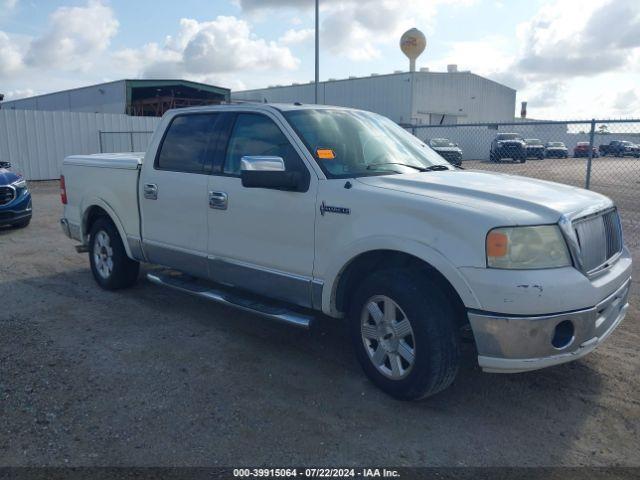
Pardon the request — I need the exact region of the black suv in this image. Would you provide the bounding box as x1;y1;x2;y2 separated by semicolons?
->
490;133;527;163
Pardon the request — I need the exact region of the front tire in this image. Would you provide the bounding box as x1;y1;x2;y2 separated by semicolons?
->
348;268;460;400
89;217;139;290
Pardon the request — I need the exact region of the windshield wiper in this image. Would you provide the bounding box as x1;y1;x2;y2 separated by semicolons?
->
366;162;428;172
366;162;453;173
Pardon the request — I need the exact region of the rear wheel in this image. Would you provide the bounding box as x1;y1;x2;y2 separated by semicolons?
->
89;217;139;290
349;268;460;400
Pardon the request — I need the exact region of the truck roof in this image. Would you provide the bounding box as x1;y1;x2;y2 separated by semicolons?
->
163;102;359;116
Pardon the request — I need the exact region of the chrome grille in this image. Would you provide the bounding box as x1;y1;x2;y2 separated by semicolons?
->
0;186;15;206
574;208;623;273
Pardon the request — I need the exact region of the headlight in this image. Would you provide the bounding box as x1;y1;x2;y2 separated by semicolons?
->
486;225;571;269
12;178;27;189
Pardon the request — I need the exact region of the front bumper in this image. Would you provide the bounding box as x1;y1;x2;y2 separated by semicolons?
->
0;194;32;226
545;149;567;157
495;146;525;158
526;148;544;157
468;277;631;373
435;151;462;165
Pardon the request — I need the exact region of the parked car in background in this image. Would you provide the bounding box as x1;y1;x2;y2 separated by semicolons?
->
544;142;568;158
574;142;599;158
0;161;32;228
490;133;526;163
60;103;632;400
428;138;462;166
599;140;640;157
524;139;545;159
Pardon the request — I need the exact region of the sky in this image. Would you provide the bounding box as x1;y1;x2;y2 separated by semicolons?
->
0;0;639;119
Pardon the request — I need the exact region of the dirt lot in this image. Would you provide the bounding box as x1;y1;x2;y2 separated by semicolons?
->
1;179;639;467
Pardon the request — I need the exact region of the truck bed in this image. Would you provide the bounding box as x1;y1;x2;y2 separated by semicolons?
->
62;152;145;246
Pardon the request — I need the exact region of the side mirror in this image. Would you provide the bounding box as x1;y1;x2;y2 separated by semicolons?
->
240;156;304;192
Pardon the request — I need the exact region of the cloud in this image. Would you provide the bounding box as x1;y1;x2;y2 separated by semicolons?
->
612;89;640;115
115;16;299;80
237;0;476;61
3;88;34;101
515;0;640;77
0;31;23;77
2;0;18;9
279;28;314;46
25;0;118;70
236;0;317;11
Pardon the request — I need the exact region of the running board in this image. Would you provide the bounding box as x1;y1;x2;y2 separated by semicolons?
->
146;270;314;329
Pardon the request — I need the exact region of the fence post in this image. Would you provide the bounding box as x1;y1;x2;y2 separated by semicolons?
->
585;118;596;189
130;132;134;152
98;131;103;153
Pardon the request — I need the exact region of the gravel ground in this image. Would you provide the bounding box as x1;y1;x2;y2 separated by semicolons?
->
1;180;639;468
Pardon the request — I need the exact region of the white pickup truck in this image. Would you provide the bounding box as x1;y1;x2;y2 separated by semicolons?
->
60;104;632;399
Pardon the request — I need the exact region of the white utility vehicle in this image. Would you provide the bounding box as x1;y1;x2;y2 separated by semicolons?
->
60;104;632;399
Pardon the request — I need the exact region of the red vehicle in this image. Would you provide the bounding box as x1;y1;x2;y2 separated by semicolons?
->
573;142;598;158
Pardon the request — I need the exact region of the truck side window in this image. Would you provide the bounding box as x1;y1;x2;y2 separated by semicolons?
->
156;114;218;173
223;113;306;176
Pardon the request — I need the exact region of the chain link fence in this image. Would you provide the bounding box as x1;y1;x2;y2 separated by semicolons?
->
410;119;640;250
99;131;154;154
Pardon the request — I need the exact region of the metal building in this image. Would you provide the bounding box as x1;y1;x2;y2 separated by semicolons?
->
0;79;231;117
232;70;516;125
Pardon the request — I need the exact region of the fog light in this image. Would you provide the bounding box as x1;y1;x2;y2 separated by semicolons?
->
552;320;575;349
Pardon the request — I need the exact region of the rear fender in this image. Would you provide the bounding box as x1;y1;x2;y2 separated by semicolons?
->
80;197;135;260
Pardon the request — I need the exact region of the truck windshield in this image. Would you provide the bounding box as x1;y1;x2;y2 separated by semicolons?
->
430;139;455;147
283;109;450;178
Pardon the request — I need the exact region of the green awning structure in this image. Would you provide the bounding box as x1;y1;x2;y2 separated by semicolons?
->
125;79;230;116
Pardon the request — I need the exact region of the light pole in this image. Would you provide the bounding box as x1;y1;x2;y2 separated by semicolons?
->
315;0;319;104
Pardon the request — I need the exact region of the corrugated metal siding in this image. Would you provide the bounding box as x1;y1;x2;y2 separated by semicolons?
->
232;72;515;124
0;109;159;180
411;73;515;124
1;80;127;114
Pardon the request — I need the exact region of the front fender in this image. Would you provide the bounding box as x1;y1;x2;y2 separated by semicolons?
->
320;235;482;317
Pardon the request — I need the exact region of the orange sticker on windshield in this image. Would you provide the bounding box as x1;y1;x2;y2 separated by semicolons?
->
316;148;336;160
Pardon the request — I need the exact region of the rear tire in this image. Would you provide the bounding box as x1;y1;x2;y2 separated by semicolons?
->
348;268;460;400
89;217;139;290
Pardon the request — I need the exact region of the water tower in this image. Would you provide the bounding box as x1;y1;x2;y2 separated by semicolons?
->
400;28;426;72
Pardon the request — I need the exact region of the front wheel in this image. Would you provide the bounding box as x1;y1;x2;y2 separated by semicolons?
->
89;217;139;290
349;269;460;400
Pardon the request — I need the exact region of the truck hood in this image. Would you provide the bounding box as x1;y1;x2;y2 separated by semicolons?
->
0;168;20;186
356;170;612;225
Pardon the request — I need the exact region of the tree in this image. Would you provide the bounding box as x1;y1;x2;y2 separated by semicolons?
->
597;124;610;135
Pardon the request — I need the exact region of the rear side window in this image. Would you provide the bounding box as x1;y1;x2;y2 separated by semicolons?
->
156;114;219;173
223;113;306;176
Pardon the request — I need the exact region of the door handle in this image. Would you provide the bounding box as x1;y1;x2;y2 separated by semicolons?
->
209;191;228;210
143;183;158;200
